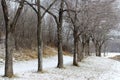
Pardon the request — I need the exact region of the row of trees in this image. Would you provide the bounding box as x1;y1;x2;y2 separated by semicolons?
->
0;0;119;78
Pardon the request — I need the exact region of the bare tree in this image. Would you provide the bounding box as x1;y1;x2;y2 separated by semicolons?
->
24;0;57;71
89;0;119;56
36;0;43;72
56;0;64;68
64;0;119;59
65;0;88;64
39;0;65;68
1;0;25;77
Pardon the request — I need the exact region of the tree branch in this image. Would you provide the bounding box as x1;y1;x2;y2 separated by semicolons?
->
10;0;25;33
40;5;59;25
41;0;57;19
24;0;38;14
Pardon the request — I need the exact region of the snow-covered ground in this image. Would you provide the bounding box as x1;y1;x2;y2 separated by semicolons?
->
102;52;120;58
0;55;119;80
0;43;120;80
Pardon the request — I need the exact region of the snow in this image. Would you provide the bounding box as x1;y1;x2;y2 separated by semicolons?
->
101;52;120;58
0;54;120;80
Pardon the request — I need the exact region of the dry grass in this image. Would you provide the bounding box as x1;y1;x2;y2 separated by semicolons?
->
0;46;71;61
63;51;72;56
13;49;37;61
110;55;120;61
43;46;57;58
13;46;65;61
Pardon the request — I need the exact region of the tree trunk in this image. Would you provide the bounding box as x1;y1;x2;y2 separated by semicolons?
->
37;0;43;72
95;45;101;57
1;0;14;77
95;45;98;56
73;29;79;66
85;39;90;56
5;32;14;78
57;24;63;68
77;42;80;61
57;0;64;68
98;46;101;57
77;42;84;62
14;33;19;51
81;35;86;57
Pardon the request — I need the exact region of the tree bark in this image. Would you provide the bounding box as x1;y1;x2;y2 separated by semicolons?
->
77;41;84;62
37;0;43;72
95;44;101;57
77;42;80;61
5;32;14;78
73;28;79;66
57;24;63;68
57;0;64;67
85;39;90;56
98;46;102;57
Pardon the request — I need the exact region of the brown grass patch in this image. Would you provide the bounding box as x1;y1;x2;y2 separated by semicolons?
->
63;51;72;56
13;49;37;61
13;46;71;61
110;55;120;61
13;46;58;61
0;46;71;61
43;46;57;57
